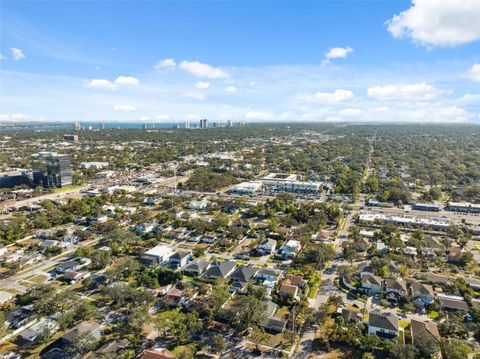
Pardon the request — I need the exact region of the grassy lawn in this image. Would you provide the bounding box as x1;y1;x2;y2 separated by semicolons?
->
52;184;84;193
428;310;440;319
399;319;410;329
275;306;290;320
171;343;196;357
308;284;320;299
26;274;49;284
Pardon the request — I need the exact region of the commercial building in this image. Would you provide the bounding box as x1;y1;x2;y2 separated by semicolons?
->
74;122;82;131
32;152;72;188
261;173;321;193
63;134;79;143
411;203;442;212
358;212;450;231
227;181;263;196
80;162;109;170
445;202;480;214
184;120;190;129
0;169;32;188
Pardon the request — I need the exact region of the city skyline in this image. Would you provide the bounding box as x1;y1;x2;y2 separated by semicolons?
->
1;0;479;124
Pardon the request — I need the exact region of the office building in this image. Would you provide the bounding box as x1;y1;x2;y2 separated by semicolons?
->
63;134;79;143
32;152;72;188
0;170;31;188
74;122;82;131
80;162;109;170
184;121;190;129
227;119;233;127
99;122;105;130
199;118;208;128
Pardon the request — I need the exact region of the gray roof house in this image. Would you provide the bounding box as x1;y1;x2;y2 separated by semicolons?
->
182;258;211;276
203;261;237;279
367;312;399;340
230;265;259;289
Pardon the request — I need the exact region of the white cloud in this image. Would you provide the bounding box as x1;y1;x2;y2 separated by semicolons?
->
323;47;353;65
85;76;140;90
84;79;116;90
185;92;206;100
114;104;136;112
464;63;480;83
245;111;274;121
457;93;480;105
225;86;237;93
338;108;363;117
0;113;47;122
0;53;5;60
386;0;480;47
114;76;140;87
299;89;354;104
367;82;442;101
195;81;211;89
179;60;228;79
155;58;176;69
10;48;26;61
155;115;171;121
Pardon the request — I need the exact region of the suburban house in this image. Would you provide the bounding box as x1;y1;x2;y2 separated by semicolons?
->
437;294;470;312
60;321;102;345
257;238;277;255
203;260;237;279
141;244;174;266
21;318;59;342
410;319;441;351
135;221;157;236
276;239;301;259
55;257;91;274
161;287;185;308
279;282;300;301
410;281;435;308
182;259;210;276
342;308;362;323
360;273;382;294
168;250;192;269
384;278;408;303
260;300;287;333
140;347;176;359
256;268;280;290
283;274;306;288
367;312;399;340
188;199;209;210
5;306;33;329
230;265;259;290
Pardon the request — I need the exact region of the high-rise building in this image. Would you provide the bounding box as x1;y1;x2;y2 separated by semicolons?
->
142;123;148;129
99;122;105;130
184;121;190;129
32;152;72;188
74;122;82;131
227;120;233;127
199;118;208;128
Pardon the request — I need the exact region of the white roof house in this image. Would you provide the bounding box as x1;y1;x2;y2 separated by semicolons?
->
142;244;174;265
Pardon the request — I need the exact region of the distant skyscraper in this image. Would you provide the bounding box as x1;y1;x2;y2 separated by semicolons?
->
227;120;233;127
184;121;190;129
199;118;208;128
99;122;105;130
142;123;148;129
74;122;81;131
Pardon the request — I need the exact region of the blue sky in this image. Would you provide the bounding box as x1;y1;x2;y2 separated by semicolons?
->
1;0;479;123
